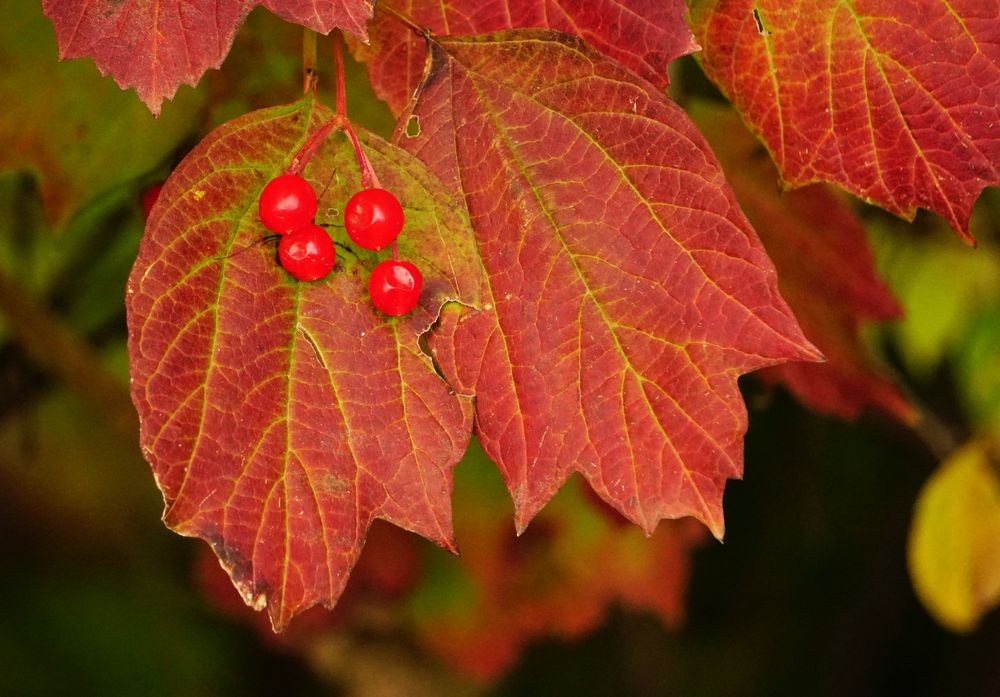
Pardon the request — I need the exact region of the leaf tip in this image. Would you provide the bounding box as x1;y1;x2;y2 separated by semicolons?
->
266;601;293;634
440;533;460;555
512;493;551;538
640;511;725;542
790;335;825;365
706;517;726;543
142;95;164;118
513;510;532;538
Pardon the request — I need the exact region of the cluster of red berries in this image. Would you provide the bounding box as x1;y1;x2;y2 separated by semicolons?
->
257;174;423;316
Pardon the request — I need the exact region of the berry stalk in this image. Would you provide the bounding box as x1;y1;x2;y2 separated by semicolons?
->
286;35;381;190
334;31;347;119
332;34;381;189
285;117;340;177
343;121;381;189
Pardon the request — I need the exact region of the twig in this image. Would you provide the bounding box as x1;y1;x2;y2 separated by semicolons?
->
0;268;138;440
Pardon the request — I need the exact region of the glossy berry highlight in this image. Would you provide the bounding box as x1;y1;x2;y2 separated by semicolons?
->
259;174;318;234
344;188;405;250
368;259;423;316
278;224;336;281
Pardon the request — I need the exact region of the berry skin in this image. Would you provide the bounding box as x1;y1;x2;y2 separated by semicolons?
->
368;259;423;315
278;224;336;281
259;174;318;234
344;188;405;250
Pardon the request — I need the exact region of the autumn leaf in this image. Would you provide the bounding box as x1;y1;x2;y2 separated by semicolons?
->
126;95;480;629
42;0;375;115
409;444;706;680
0;1;202;227
402;30;820;539
908;440;1000;632
353;0;699;115
688;0;1000;241
689;101;911;422
192;440;705;677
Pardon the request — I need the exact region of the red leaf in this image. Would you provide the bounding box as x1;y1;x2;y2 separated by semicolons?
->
690;101;913;421
354;0;699;114
689;0;1000;241
127;96;479;628
408;451;707;680
42;0;374;115
420;498;706;680
402;31;820;539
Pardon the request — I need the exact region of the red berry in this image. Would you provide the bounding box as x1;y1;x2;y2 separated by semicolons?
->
278;224;335;281
259;174;318;234
344;188;405;250
368;259;423;315
141;182;163;220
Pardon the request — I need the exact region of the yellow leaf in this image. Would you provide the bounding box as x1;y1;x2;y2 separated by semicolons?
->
908;441;1000;632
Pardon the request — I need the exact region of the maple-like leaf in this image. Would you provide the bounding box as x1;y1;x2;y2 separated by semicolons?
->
126;96;480;628
410;454;707;680
688;0;1000;241
690;101;912;421
42;0;374;115
909;440;1000;632
353;0;699;114
191;443;706;676
402;30;820;539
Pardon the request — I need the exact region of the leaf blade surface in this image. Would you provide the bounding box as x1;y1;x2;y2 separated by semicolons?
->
127;96;478;628
354;0;699;114
690;101;911;421
42;0;374;114
689;0;1000;239
404;30;819;537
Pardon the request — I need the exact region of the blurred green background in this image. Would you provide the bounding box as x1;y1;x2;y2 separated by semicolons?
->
1;4;999;696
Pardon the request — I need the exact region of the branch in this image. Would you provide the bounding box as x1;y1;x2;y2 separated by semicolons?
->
0;268;138;439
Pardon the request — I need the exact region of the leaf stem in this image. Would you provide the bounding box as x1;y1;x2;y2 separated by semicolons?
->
908;405;960;462
302;29;318;95
287;36;380;189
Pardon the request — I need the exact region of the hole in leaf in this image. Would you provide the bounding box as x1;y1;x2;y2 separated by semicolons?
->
419;300;464;382
752;7;772;36
418;327;437;370
405;115;421;138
